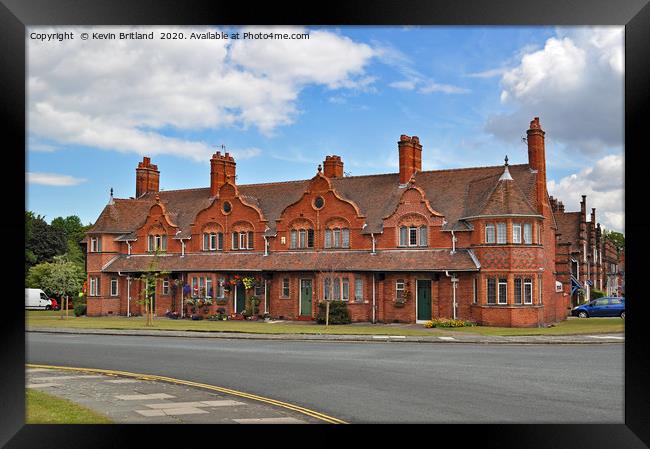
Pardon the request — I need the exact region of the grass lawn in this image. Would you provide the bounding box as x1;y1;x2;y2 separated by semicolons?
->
26;388;112;424
26;310;624;336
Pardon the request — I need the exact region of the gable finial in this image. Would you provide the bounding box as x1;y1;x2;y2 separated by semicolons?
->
317;164;322;174
108;187;115;205
504;155;509;166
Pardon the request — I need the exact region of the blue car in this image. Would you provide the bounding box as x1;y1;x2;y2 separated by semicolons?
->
572;297;625;318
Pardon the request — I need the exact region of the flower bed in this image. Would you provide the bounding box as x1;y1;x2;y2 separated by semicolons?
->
423;318;477;328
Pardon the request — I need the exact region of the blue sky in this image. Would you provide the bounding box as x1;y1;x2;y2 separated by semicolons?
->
26;26;624;231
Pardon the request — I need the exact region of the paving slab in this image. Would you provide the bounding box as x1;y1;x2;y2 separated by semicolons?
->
26;368;321;424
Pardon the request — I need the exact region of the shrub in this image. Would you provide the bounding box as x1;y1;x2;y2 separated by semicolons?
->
73;304;86;317
424;318;476;328
316;300;351;324
590;289;606;300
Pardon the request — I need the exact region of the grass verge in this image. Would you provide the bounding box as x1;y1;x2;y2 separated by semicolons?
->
26;310;624;336
26;388;112;424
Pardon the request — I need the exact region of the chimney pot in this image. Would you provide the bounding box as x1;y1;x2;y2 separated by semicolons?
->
211;150;237;196
323;154;344;178
135;156;160;198
398;134;422;185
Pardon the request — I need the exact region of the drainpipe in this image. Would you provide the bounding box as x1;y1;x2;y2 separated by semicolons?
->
370;233;376;254
263;235;269;256
372;273;376;324
179;238;186;257
450;231;457;254
264;279;268;313
126;241;132;256
126;275;131;317
445;270;458;320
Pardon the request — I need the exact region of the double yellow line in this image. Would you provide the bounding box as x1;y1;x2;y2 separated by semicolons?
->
27;363;347;424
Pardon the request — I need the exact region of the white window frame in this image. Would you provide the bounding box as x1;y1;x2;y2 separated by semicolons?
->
90;277;100;297
341;277;350;302
290;230;298;249
354;278;363;302
90;237;99;252
299;229;306;248
524;278;533;304
110;277;119;296
216;278;225;298
487;278;496;304
281;278;290;297
496;223;507;244
239;232;247;250
333;229;341;248
514;278;522;304
498;278;507;304
399;226;408;246
419;226;428;247
323;278;331;300
162;278;170;296
324;230;332;248
396;280;405;301
409;226;418;246
485;224;495;244
513;224;522;244
524;223;532;244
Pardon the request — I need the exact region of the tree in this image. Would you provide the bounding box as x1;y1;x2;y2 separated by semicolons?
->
25;212;67;267
136;251;169;326
28;256;85;298
603;229;625;253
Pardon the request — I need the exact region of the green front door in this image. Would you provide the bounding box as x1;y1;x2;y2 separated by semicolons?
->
300;279;312;316
235;284;246;313
417;280;432;321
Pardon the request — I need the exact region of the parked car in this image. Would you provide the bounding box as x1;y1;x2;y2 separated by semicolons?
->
25;288;53;310
572;297;625;318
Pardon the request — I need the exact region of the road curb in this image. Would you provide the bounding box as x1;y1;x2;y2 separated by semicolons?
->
26;327;625;345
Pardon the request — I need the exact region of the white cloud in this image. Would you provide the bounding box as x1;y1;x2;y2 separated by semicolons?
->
465;67;508;79
547;153;624;232
485;27;624;155
375;42;469;95
28;26;377;161
27;172;87;186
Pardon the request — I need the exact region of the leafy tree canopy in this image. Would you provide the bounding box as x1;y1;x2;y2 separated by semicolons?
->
603;229;625;252
27;256;85;296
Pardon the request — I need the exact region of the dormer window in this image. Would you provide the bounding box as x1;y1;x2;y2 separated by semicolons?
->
496;223;507;244
90;236;102;252
524;223;533;244
203;232;224;251
291;228;314;249
232;231;254;250
398;225;427;247
485;224;495;244
148;234;167;252
324;228;349;248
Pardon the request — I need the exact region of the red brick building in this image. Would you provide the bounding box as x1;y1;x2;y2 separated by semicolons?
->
84;117;567;327
552;195;624;307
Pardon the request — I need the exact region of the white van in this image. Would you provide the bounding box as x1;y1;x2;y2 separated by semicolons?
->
25;288;52;310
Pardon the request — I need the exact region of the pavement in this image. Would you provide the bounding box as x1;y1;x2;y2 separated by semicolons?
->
27;326;625;344
26;366;328;424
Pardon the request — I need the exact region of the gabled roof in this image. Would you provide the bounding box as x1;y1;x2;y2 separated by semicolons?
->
87;163;541;238
554;211;581;253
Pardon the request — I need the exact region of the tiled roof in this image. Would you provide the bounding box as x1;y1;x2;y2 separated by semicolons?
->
554;211;581;252
101;249;480;273
88;163;540;237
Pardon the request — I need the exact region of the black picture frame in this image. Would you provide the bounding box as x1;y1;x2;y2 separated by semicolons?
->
2;1;648;447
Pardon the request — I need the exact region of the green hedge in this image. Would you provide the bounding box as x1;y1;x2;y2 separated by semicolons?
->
316;300;351;324
590;288;606;299
73;304;87;316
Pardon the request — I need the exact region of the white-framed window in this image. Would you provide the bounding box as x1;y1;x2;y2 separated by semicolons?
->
323;278;331;300
162;278;170;295
333;278;341;300
524;278;533;304
90;236;101;252
514;278;522;304
299;229;306;248
110;277;118;296
396;280;405;301
419;226;428;247
148;234;167;252
292;229;314;248
409;226;418;246
513;224;522;244
399;226;408;246
485;224;495;244
232;232;239;250
290;230;298;249
498;278;507;304
487;278;496;304
524;223;532;244
216;278;225;298
206;277;213;298
89;276;100;297
203;232;223;251
239;232;247;250
325;229;348;248
281;278;290;297
496;223;507;244
341;277;349;301
354;278;363;302
191;276;199;297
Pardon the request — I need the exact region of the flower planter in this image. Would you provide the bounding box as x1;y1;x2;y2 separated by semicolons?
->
394;302;406;308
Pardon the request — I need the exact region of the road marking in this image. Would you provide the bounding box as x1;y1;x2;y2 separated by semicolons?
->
115;393;175;400
105;379;140;384
26;368;53;373
135;409;166;417
160;407;209;416
438;336;456;341
372;336;389;339
144;400;244;409
233;417;305;424
201;400;245;407
586;335;624;340
27;364;348;424
26;382;61;388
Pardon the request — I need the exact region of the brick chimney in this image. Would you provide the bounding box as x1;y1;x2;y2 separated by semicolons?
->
398;135;422;185
323;155;344;178
210;151;236;196
526;117;547;214
135;156;160;198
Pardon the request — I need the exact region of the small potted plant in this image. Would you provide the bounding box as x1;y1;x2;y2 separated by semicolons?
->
263;312;271;323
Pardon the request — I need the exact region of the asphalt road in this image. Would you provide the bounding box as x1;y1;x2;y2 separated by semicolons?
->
26;333;624;424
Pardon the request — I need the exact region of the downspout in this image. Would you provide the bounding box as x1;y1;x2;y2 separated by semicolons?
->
180;238;186;257
372;273;376;324
126;241;132;256
445;270;458;320
450;231;457;254
126;276;131;317
263;235;269;256
370;233;376;254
